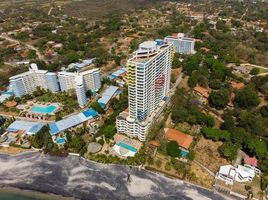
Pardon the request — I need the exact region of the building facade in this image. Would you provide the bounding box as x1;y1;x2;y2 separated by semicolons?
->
9;64;59;97
164;33;195;54
58;69;101;107
9;64;101;107
116;40;174;141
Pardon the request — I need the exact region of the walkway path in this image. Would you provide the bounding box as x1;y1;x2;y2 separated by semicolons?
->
193;160;215;177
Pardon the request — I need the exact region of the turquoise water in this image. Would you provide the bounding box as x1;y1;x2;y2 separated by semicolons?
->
181;149;188;158
31;105;56;114
117;142;137;153
56;138;65;144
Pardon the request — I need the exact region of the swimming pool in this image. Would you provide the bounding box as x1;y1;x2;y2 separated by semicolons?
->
31;105;57;114
117;142;137;153
181;149;188;158
56;138;65;144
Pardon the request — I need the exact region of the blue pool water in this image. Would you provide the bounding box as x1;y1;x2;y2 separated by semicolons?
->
181;149;188;158
56;138;65;144
117;142;137;153
31;105;56;114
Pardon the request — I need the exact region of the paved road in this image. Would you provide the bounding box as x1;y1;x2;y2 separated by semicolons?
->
0;152;226;200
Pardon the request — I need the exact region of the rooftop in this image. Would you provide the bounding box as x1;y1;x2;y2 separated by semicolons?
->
193;86;210;98
7;120;45;135
244;156;258;167
49;108;98;135
230;81;245;90
4;101;17;108
98;86;119;108
164;128;193;149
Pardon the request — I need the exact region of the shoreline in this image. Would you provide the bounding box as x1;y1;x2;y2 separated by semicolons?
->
0;151;225;200
0;187;76;200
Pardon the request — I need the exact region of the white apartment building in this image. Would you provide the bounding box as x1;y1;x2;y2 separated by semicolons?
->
58;68;101;107
9;63;101;107
217;165;256;185
10;63;59;97
75;75;87;107
116;40;174;141
164;33;195;54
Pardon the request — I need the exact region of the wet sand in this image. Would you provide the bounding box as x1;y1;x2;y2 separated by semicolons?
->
0;152;226;200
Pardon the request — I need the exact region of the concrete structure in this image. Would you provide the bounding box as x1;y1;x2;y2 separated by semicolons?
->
164;33;195;54
10;64;59;97
57;68;101;107
116;40;174;141
75;75;87;107
217;164;256;185
7;120;45;135
9;64;101;107
98;86;119;109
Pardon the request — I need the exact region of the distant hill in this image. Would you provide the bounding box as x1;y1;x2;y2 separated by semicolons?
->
62;0;160;19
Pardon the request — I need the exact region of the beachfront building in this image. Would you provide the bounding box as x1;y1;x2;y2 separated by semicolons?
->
58;68;101;107
49;108;99;135
75;75;87;107
116;40;174;141
164;33;195;54
217;165;256;185
10;63;60;97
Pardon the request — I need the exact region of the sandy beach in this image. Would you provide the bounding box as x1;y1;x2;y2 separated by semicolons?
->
0;152;226;200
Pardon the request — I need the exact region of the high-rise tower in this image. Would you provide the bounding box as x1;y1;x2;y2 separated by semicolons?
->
116;40;174;141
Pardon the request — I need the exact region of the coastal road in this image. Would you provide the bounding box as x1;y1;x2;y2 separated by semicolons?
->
0;152;226;200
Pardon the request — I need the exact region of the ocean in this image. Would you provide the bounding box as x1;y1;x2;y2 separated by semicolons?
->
0;192;42;200
0;188;74;200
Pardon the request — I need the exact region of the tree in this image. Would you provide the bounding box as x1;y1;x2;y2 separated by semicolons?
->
69;135;86;154
187;150;195;161
172;53;181;68
259;161;268;176
234;85;260;109
230;127;248;144
209;79;222;90
209;89;229;109
103;125;116;138
166;141;181;157
28;50;37;59
245;137;267;159
219;142;239;161
86;90;92;98
91;101;104;114
221;113;235;131
29;125;53;149
250;68;260;75
202;128;231;141
260;105;268;118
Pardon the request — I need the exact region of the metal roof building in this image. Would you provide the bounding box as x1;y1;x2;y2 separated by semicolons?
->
108;68;127;80
49;108;98;135
98;86;119;108
7;120;45;135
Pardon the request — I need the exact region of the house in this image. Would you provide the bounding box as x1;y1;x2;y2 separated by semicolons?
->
244;155;261;175
236;165;255;183
164;128;193;150
217;165;236;185
229;81;245;90
217;164;255;185
193;86;210;103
